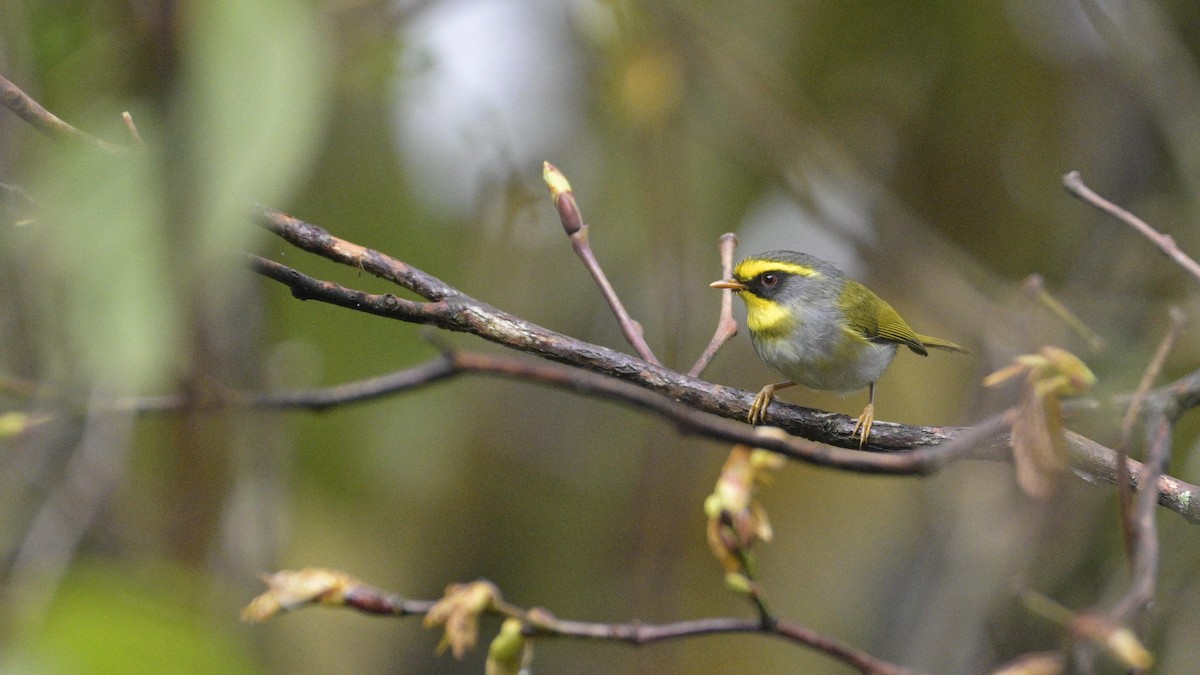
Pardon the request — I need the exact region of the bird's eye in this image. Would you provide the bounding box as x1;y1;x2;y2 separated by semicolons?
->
761;273;778;287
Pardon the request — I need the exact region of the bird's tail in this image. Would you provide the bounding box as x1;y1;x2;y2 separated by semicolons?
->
917;334;970;354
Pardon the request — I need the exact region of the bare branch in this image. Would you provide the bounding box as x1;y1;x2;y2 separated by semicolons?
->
1065;429;1198;523
242;212;1200;521
1116;307;1184;558
0;74;134;154
253;209;911;449
535;615;925;675
255;206;461;300
1021;274;1106;353
247;570;925;675
114;355;460;413
542;162;660;365
1111;369;1200;620
246;239;968;456
1064;171;1200;283
689;232;740;377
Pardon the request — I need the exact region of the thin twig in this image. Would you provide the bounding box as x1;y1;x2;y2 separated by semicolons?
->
1021;274;1106;353
1116;307;1184;560
542;162;660;365
112;356;462;413
1064;171;1200;283
0;74;133;154
1118;308;1186;443
534;615;923;675
689;232;740;377
254;573;925;675
121;111;144;148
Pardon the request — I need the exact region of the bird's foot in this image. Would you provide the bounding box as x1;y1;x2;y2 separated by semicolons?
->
748;385;777;425
851;403;875;448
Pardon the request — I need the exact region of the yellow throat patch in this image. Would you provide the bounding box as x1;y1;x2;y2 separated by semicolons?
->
743;294;793;336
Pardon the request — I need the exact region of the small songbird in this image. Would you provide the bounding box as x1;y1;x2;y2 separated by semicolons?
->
711;250;967;446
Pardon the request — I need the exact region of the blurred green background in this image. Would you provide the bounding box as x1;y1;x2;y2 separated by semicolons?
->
3;1;1200;673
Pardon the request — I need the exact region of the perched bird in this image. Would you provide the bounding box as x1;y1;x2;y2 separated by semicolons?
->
711;250;967;446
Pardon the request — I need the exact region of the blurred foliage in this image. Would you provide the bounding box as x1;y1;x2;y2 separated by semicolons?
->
17;561;259;675
3;0;1200;673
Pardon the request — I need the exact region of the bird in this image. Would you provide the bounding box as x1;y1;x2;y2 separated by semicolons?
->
710;250;967;446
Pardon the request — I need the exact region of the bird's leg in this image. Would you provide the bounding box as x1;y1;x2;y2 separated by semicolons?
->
749;381;795;425
851;382;876;448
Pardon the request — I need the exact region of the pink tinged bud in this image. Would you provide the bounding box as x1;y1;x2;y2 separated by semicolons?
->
542;161;584;235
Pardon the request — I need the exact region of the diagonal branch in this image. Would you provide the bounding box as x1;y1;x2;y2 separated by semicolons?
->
246;210;1200;522
246;228;945;452
1021;274;1106;353
1064;171;1200;283
0;74;135;154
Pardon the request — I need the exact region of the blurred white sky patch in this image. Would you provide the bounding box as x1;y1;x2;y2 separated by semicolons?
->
393;0;586;218
738;180;872;279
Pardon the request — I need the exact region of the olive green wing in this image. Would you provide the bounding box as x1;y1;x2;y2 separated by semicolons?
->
840;281;928;356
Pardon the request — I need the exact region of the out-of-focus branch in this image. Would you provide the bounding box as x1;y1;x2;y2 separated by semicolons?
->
1064;171;1200;283
1110;369;1200;621
1021;274;1106;353
7;392;134;626
120;112;144;148
113;355;462;413
1116;308;1184;558
0;74;134;154
243;569;925;675
1020;592;1153;671
689;232;740;377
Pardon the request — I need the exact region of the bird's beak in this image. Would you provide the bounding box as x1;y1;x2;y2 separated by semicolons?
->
710;279;747;291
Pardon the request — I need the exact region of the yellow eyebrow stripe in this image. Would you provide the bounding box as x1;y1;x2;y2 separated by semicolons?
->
734;259;819;280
